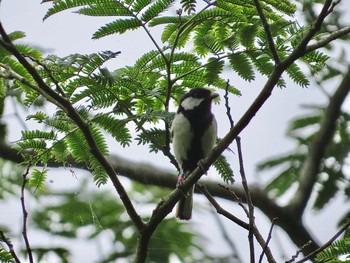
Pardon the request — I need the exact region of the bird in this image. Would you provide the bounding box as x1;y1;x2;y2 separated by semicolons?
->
170;88;218;220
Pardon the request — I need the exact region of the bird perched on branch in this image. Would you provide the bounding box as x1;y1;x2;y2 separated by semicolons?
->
171;88;218;220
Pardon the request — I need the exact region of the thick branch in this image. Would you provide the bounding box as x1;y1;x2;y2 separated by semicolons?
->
289;67;350;216
0;140;320;255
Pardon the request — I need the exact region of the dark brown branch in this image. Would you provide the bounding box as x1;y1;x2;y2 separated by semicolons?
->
0;140;321;256
20;166;33;263
224;80;235;129
289;67;350;216
286;241;313;263
252;0;280;63
236;137;277;263
0;231;22;263
259;218;278;263
197;183;249;229
306;26;350;53
236;137;256;263
0;23;144;231
281;0;333;66
295;219;350;263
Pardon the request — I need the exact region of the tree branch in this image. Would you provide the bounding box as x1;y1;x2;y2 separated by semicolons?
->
295;219;350;263
306;26;350;53
20;166;33;263
0;138;321;256
289;66;350;216
252;0;280;63
0;23;144;231
0;231;22;263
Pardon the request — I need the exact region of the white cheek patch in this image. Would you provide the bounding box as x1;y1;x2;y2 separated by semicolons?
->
181;97;204;110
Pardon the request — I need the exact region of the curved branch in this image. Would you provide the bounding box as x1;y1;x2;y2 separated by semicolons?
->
0;23;144;230
289;67;350;216
0;140;320;255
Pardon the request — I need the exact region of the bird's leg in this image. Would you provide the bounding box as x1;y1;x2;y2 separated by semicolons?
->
177;173;189;197
176;173;185;187
197;159;208;175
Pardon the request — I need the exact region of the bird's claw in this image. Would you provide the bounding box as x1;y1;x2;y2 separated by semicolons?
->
176;174;185;187
176;174;188;197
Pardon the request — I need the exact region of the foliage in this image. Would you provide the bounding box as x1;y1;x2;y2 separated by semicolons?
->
1;0;330;189
0;247;14;263
29;179;205;263
315;237;350;263
258;107;350;212
0;0;348;262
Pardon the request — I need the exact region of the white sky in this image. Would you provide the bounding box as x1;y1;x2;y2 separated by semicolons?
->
1;0;350;262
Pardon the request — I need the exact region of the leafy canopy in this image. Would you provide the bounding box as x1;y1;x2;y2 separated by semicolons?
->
2;0;329;189
0;0;335;261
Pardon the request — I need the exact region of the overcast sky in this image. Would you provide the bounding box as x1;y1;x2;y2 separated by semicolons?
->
1;0;350;262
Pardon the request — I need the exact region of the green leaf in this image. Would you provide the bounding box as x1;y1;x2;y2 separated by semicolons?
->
0;247;14;263
213;155;234;184
238;24;259;49
286;62;310;87
265;167;299;198
44;0;101;20
141;0;175;22
228;53;255;81
93;18;142;38
204;58;224;85
246;50;274;77
288;114;321;133
313;169;339;210
315;237;350;262
51;140;70;163
180;0;196;14
77;1;133;17
29;168;48;191
21;130;56;140
131;0;153;13
93;114;132;147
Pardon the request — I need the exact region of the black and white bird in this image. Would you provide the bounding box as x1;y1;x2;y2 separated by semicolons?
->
171;88;218;220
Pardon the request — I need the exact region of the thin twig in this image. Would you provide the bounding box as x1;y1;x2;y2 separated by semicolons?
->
26;56;66;97
20;165;33;263
0;231;22;263
197;183;249;229
236;137;255;263
219;184;250;217
252;0;280;63
306;26;350;53
285;241;313;263
294;219;350;263
224;79;234;129
0;22;145;231
259;218;278;263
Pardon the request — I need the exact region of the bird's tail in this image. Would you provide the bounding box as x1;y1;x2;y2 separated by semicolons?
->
176;185;194;220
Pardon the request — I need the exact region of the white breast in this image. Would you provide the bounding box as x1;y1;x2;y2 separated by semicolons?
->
201;117;217;157
170;112;192;171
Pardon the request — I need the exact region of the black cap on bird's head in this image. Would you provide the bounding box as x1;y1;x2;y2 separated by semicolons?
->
179;88;219;111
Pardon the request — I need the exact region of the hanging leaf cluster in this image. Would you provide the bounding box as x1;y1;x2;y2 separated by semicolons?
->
257;107;350;213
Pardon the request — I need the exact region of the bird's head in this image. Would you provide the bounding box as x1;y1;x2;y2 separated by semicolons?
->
179;88;219;112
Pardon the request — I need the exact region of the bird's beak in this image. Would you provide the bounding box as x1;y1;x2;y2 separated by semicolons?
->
210;93;219;100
